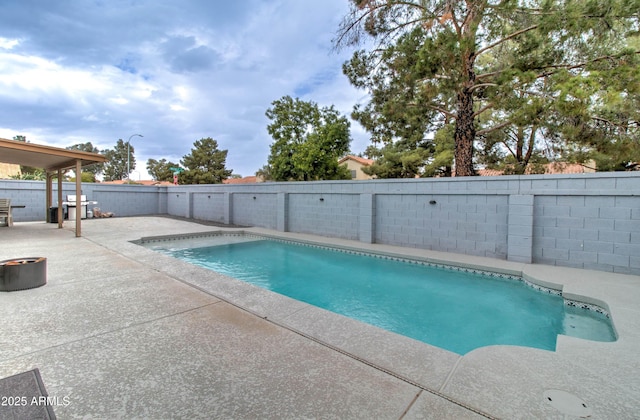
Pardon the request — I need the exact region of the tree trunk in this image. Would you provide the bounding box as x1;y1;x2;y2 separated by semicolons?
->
454;52;477;177
454;87;476;176
453;2;484;177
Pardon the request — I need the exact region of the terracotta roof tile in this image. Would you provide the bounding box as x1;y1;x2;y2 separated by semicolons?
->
339;155;374;166
475;162;596;176
223;176;260;184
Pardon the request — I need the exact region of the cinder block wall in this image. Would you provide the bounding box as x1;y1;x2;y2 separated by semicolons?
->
1;173;638;274
0;180;46;220
141;173;640;274
0;180;166;221
288;193;360;240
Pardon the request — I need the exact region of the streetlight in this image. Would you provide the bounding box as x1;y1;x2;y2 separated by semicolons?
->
127;134;143;180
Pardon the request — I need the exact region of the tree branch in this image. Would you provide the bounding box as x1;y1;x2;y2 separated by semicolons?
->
524;125;537;163
447;3;462;36
473;102;495;118
428;104;456;119
335;0;433;49
476;25;539;56
477;120;512;136
470;82;498;91
535;50;640;78
591;116;640;129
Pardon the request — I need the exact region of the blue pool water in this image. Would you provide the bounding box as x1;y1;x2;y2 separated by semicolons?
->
161;238;616;355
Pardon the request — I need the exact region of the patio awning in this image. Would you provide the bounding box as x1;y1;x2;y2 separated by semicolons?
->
0;137;107;237
0;137;106;171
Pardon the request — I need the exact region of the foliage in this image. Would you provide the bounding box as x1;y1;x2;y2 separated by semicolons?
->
336;0;640;176
543;45;640;170
68;172;97;183
146;158;181;182
102;139;135;181
67;142;104;176
423;124;455;177
362;140;432;178
10;168;47;181
179;137;232;184
265;96;352;181
345;28;450;177
255;165;273;181
475;3;640;172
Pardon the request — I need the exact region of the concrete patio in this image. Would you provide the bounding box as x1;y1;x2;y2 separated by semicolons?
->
1;216;639;419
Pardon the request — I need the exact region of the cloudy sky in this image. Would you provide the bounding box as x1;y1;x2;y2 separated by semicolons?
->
0;0;369;179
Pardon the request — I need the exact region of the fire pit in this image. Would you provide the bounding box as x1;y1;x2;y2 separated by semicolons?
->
0;257;47;292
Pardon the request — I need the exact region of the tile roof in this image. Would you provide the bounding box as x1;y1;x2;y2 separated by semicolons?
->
339;155;374;166
476;162;597;176
223;176;260;184
100;180;174;186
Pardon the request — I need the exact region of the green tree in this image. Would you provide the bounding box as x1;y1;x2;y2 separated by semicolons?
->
10;168;47;181
102;139;134;181
255;165;273;181
423;124;455;177
146;158;181;182
69;172;97;183
543;46;640;171
336;0;640;176
475;8;640;173
345;27;453;177
180;138;232;184
362;141;432;178
67;142;104;178
265;96;352;181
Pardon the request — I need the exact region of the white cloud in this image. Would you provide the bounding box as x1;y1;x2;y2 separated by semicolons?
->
0;37;20;50
0;0;369;178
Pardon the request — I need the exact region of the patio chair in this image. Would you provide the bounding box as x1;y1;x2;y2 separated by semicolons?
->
0;198;13;227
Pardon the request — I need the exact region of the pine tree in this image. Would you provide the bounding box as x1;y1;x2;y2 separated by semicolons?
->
103;139;133;181
336;0;640;176
180;138;232;184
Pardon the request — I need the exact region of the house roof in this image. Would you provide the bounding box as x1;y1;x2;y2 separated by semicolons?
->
476;169;504;177
476;162;597;176
100;180;174;186
0;137;107;171
223;176;260;184
339;155;374;166
544;162;595;174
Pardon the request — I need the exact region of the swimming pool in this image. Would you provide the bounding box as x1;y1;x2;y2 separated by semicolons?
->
144;234;616;355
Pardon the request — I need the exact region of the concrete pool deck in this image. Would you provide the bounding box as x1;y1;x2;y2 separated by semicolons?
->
0;216;638;419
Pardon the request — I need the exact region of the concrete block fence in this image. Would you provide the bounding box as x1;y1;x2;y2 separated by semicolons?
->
0;181;166;221
1;172;639;275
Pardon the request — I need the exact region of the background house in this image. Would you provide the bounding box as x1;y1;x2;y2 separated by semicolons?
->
223;175;264;184
0;163;20;179
339;155;374;180
100;180;174;186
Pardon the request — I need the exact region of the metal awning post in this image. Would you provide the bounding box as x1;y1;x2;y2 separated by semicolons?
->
75;160;81;237
45;172;52;223
57;170;63;228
